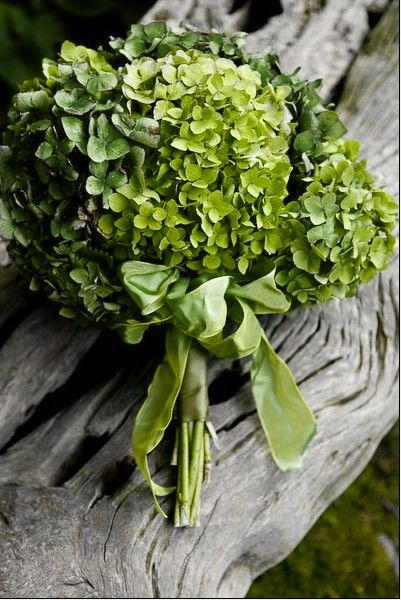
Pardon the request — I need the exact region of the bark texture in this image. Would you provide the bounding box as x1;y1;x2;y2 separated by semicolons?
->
0;1;398;598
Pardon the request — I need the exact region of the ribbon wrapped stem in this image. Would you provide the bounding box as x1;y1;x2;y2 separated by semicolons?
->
174;344;210;527
125;262;316;525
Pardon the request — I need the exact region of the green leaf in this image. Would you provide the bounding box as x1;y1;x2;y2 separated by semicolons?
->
153;208;166;222
59;307;76;319
106;169;127;189
307;221;338;248
132;327;191;516
86;175;104;195
88;115;130;161
369;236;388;269
87;73;118;95
131;117;160;148
185;163;202;181
118;319;150;344
15;91;50;112
87;48;115;73
144;21;167;39
107;138;130;160
87;137;107;162
304;196;325;225
61;116;86;144
89;160;108;178
130;146;146;168
97;114;119;142
251;334;316;471
111;114;160;150
317;111;347;140
293;250;321;274
70;268;89;284
35;142;53;160
109;192;128;212
54;89;95;115
294;130;314;153
203;254;221;269
329;261;356;285
171;138;188;151
111;113;136;137
304;193;338;225
14;226;31;246
98;214;114;235
115;216;131;231
133;214;147;229
238;256;249;275
124;37;147;59
0;200;14;239
60;40;88;63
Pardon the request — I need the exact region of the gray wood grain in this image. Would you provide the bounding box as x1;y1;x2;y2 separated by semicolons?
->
0;1;398;597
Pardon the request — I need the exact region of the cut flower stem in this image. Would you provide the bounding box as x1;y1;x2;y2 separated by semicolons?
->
174;344;210;527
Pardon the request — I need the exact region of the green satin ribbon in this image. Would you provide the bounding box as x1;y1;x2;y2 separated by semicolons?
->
118;260;316;514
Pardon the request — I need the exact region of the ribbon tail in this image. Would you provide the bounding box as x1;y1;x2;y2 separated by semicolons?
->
132;326;191;516
251;331;316;472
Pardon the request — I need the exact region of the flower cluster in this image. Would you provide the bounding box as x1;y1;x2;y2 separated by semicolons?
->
99;49;293;274
275;139;397;304
0;22;396;328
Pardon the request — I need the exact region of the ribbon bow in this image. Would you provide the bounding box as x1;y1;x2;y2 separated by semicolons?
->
118;260;316;520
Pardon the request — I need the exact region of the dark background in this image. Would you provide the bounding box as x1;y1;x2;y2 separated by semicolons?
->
0;1;398;597
0;0;155;127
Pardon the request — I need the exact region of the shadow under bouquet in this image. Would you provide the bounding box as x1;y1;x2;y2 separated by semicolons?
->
0;22;396;526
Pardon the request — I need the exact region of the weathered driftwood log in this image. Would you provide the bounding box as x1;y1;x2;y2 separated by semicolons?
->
0;1;398;598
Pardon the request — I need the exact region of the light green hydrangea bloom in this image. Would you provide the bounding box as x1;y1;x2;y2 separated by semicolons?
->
96;49;293;275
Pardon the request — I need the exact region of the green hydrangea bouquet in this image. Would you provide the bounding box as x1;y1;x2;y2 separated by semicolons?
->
0;22;396;527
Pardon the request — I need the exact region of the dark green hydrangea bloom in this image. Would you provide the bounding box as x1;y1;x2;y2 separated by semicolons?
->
0;22;396;330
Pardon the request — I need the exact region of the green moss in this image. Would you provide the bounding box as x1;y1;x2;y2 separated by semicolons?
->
247;425;399;599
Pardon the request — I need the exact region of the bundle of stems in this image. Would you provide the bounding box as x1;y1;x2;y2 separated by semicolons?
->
171;345;211;527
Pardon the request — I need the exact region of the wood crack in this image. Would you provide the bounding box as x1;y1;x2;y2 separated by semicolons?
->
102;494;131;561
216;408;256;434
